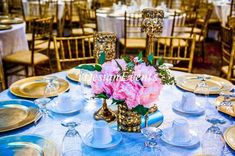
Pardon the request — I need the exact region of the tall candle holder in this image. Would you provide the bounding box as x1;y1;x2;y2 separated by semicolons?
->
93;32;116;62
93;32;116;122
141;8;164;55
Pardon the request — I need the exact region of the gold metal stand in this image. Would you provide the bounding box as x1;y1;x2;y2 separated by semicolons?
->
94;99;116;123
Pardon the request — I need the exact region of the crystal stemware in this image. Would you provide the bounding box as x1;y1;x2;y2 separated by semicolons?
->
140;127;166;156
202;113;226;156
44;76;59;96
61;120;83;156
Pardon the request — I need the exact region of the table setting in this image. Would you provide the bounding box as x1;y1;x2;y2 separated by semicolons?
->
0;48;234;156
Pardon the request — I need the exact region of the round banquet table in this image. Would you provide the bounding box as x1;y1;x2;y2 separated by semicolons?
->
97;12;185;39
0;22;28;59
212;0;231;26
0;70;235;156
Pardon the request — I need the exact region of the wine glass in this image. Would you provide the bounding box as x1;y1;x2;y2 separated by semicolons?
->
44;76;59;96
79;69;96;104
140;127;166;156
202;112;226;156
61;120;83;156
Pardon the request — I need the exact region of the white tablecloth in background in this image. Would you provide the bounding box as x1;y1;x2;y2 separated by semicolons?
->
213;1;230;26
23;1;65;20
97;13;185;39
0;23;28;58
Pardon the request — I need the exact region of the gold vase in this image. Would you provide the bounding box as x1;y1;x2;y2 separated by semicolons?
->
94;99;116;123
117;104;141;132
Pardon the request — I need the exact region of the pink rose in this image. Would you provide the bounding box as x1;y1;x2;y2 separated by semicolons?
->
101;59;127;75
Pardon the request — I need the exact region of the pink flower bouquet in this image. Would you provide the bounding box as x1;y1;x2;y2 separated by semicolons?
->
77;52;174;115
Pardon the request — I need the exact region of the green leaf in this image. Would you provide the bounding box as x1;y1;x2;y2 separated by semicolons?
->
132;105;149;116
98;52;106;65
138;52;143;60
156;57;164;66
76;64;96;71
95;64;102;71
96;93;108;99
122;55;131;63
112;99;125;105
114;60;123;72
127;62;135;68
147;54;154;65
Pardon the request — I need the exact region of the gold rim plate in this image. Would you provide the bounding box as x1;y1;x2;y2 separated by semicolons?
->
0;18;24;25
176;74;233;94
214;96;235;117
224;126;235;151
0;135;59;156
67;69;79;82
10;76;70;98
0;24;12;30
0;100;39;132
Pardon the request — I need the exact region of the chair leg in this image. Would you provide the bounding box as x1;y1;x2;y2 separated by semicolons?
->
25;66;29;77
201;41;205;62
2;62;8;89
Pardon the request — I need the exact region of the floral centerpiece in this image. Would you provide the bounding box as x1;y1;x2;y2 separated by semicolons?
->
77;52;174;132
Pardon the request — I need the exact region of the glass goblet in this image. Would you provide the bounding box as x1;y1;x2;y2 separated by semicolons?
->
44;76;59;96
61;120;83;156
140;127;164;156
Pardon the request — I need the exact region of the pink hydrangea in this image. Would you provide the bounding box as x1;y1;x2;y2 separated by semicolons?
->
91;72;113;96
101;59;127;75
112;79;142;109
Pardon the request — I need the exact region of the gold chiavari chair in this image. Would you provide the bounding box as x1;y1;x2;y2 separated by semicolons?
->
0;63;6;90
220;26;235;82
2;16;54;87
230;0;235;17
153;35;196;73
72;7;96;36
53;35;95;71
8;0;23;17
175;3;213;61
120;11;146;56
0;0;8;15
95;0;116;8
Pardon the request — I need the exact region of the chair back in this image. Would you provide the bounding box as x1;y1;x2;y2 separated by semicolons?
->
230;0;235;17
124;11;145;45
53;35;95;71
77;7;97;33
171;11;185;36
31;16;54;68
153;35;196;72
221;26;235;81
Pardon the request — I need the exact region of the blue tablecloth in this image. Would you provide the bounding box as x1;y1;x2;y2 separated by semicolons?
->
0;71;234;156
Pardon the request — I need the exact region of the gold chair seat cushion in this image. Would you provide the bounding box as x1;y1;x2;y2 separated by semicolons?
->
157;38;187;47
221;65;235;77
174;27;201;34
3;51;49;65
84;23;96;29
72;28;94;35
119;38;146;48
176;33;204;42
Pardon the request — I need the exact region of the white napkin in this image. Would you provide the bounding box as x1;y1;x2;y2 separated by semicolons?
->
181;92;199;112
54;94;84;112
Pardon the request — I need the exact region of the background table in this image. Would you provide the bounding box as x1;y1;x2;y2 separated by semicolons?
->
0;70;234;156
97;13;185;39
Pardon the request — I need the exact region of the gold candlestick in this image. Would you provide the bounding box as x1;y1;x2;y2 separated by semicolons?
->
94;99;116;123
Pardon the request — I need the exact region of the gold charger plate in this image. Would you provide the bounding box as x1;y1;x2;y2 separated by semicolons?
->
0;24;12;30
176;74;233;94
224;126;235;151
0;100;39;132
214;96;235;117
10;76;70;98
0;18;24;25
67;68;80;82
0;135;59;156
